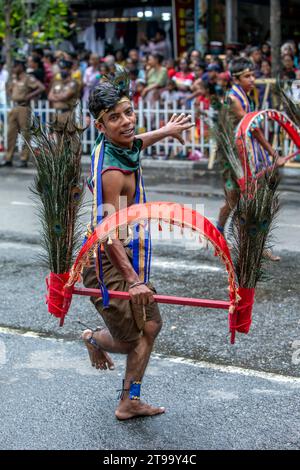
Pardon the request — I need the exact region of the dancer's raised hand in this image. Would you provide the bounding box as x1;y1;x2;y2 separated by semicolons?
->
164;113;195;144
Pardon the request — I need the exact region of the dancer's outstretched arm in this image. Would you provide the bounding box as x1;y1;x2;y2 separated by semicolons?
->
138;113;194;149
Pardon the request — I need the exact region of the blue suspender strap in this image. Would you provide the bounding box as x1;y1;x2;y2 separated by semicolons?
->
132;167;152;283
230;85;251;113
84;138;151;301
82;135;102;246
96;245;109;307
84;136;110;307
132;224;140;276
132;168;142;278
94;139;110;307
140;168;151;283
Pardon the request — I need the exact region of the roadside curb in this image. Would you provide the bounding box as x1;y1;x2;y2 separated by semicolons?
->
147;187;224;198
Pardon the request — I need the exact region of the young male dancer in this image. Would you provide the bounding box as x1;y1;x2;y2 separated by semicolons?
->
216;58;285;261
82;71;194;420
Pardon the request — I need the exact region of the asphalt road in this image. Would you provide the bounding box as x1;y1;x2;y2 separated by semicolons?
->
0;167;300;450
1;331;300;450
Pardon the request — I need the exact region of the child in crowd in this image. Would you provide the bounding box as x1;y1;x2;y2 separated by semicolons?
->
132;78;146;108
160;79;182;106
194;81;211;144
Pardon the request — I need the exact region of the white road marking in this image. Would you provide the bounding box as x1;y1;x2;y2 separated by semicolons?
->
156;353;300;385
0;326;299;385
0;239;222;271
11;201;35;207
277;223;300;228
152;258;222;272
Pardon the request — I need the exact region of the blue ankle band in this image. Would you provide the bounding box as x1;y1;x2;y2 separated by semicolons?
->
129;381;141;400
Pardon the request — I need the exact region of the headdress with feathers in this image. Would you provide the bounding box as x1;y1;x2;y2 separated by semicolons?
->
88;65;131;121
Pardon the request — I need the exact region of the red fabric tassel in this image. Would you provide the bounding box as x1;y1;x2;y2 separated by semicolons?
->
46;272;73;326
229;287;255;344
237;177;246;193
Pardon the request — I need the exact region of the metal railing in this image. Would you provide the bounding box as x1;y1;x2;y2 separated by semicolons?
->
0;99;215;160
137;99;215;160
0;98;298;167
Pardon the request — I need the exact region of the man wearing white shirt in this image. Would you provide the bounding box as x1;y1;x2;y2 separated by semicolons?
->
0;59;8;107
0;59;8;155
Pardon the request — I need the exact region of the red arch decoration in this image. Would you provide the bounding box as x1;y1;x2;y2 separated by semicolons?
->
235;109;300;191
69;201;237;294
46;202;254;343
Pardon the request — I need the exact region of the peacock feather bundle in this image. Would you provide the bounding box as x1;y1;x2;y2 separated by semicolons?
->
229;173;280;288
102;64;131;96
24;112;85;274
278;82;300;128
212;102;245;185
88;65;131;122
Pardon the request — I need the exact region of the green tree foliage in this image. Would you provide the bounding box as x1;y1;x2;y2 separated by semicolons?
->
0;0;70;45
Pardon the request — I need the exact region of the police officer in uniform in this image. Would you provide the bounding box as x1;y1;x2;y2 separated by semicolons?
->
48;60;79;130
0;58;45;168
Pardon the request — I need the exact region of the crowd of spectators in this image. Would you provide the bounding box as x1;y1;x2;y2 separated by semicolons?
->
1;38;300;111
1;36;300;160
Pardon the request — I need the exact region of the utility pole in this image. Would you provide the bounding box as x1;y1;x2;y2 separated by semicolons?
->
225;0;238;44
270;0;282;77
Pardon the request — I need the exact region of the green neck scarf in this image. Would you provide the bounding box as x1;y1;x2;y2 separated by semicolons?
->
94;134;142;172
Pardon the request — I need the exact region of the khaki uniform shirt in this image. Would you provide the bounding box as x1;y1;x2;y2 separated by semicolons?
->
10;74;40;105
49;79;79;110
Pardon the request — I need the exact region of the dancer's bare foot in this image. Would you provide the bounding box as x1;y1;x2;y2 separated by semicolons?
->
82;329;115;370
115;399;165;420
263;249;281;262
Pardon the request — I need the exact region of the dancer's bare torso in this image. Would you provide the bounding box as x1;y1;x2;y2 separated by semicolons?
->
102;170;136;212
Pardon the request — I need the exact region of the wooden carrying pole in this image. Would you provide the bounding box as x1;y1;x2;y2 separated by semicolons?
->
73;287;230;310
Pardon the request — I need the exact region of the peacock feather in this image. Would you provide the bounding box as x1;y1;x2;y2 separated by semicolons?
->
103;64;131;96
277;81;300;128
228;163;280;288
23;112;85;273
212;102;245;183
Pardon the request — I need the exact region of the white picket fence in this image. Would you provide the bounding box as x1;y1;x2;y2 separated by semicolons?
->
0;99;296;162
136;99;215;159
0;99;215;160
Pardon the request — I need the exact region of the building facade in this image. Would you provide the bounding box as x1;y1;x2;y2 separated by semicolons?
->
69;0;300;57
